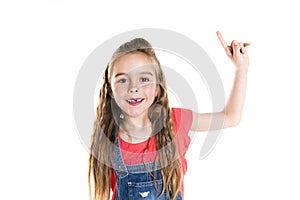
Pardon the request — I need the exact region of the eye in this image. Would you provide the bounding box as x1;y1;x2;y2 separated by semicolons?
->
140;77;150;82
117;78;128;83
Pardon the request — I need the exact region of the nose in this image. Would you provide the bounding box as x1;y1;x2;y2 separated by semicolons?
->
129;81;139;93
129;87;138;93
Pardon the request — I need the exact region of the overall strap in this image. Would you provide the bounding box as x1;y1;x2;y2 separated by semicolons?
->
110;138;129;178
110;128;128;178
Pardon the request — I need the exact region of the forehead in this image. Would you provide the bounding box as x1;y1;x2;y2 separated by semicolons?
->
111;52;155;75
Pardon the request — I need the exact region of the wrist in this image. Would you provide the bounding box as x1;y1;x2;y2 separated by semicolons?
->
235;68;248;78
235;66;249;73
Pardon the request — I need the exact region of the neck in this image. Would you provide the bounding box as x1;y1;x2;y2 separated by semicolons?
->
119;115;153;143
125;114;150;129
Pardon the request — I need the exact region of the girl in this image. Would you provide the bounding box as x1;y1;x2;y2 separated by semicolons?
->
89;31;250;200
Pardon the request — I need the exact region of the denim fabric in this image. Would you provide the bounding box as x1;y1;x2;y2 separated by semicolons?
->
111;138;182;200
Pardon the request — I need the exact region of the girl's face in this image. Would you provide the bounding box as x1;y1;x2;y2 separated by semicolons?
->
110;52;159;119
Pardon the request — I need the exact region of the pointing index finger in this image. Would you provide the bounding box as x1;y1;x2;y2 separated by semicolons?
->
216;31;228;50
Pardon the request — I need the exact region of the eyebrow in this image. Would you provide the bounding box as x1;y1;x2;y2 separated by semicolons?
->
114;72;127;78
139;71;154;76
114;71;154;78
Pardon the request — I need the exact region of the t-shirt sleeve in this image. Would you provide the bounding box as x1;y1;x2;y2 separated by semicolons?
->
171;107;193;157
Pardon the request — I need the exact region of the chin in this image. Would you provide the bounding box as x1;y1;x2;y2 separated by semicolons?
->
126;108;149;118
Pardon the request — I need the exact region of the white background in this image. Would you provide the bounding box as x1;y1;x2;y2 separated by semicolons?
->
1;0;300;199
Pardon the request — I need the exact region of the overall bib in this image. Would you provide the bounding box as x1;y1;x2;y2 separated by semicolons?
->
111;138;183;200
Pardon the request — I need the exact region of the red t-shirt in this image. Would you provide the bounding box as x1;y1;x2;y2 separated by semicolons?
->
110;108;193;200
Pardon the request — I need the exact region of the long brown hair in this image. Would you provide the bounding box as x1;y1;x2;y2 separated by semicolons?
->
88;38;183;200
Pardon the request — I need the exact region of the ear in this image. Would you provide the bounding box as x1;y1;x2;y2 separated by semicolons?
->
155;85;161;99
108;85;114;99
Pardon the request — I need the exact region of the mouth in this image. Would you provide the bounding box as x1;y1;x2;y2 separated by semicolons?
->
126;98;144;106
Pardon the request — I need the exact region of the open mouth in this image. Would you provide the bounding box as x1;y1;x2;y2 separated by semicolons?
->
126;98;144;106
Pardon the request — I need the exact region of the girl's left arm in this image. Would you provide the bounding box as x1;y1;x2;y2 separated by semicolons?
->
191;31;250;132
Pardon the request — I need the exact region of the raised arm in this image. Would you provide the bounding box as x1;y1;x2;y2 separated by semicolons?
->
191;31;250;131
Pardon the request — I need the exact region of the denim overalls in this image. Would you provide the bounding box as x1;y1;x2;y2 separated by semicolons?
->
111;138;183;200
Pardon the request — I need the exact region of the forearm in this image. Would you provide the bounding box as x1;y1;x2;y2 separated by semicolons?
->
224;68;248;125
190;32;250;131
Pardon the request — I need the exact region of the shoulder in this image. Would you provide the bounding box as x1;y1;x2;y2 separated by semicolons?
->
171;107;193;157
171;107;193;133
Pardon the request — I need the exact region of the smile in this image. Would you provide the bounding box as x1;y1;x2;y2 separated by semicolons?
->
126;98;144;105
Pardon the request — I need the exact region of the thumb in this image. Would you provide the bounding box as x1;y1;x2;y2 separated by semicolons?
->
232;40;241;56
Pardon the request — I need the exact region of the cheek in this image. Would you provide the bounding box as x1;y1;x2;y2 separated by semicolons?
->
114;84;126;92
112;83;128;95
143;84;158;97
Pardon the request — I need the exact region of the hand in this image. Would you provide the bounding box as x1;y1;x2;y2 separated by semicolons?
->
216;31;250;70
